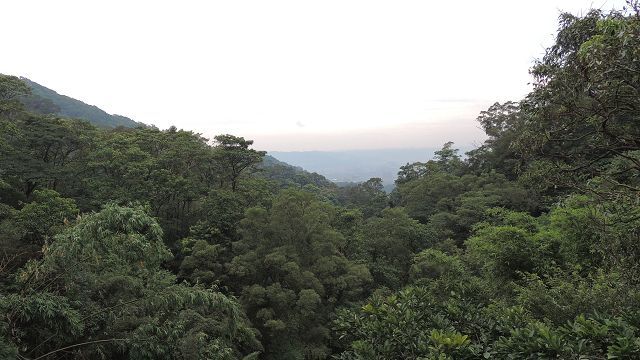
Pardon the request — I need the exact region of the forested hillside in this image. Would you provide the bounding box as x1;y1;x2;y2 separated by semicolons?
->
2;5;640;359
19;78;142;128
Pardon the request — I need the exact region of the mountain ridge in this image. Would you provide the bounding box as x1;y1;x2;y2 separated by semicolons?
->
19;77;144;128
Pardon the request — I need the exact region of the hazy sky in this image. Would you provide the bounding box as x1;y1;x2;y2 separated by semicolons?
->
1;0;625;151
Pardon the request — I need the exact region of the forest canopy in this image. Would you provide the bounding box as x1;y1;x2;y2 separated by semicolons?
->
2;3;640;359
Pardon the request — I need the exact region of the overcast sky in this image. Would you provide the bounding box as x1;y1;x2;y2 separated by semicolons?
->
1;0;625;151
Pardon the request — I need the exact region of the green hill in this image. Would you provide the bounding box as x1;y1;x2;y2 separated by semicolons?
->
19;77;143;128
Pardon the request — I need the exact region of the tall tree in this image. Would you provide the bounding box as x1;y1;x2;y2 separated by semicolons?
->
0;74;30;118
212;135;266;192
516;8;640;201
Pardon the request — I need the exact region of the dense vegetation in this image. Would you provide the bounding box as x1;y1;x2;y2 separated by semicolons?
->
2;5;640;359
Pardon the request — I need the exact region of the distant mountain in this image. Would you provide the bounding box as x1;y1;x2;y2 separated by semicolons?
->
269;148;443;188
19;78;143;128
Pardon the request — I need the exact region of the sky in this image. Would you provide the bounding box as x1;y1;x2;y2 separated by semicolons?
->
1;0;626;151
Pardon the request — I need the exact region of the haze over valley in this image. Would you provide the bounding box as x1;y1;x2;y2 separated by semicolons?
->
270;148;441;187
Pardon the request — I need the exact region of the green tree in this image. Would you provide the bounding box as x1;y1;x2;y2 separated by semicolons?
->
0;74;30;118
515;8;640;202
466;101;524;179
16;189;78;244
337;177;388;218
334;287;483;360
228;190;371;359
1;205;261;359
212;134;266;192
359;207;430;289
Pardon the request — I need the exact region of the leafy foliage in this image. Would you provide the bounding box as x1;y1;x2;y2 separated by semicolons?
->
1;204;260;359
2;4;640;359
227;190;372;359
